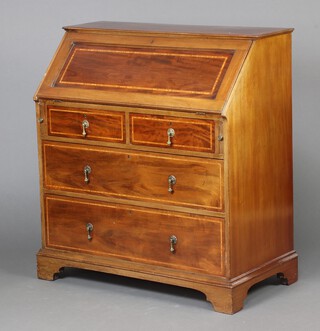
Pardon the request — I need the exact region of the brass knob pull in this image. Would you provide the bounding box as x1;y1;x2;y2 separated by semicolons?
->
169;235;177;253
82;120;89;137
167;128;175;146
168;175;176;193
84;165;91;184
86;223;93;240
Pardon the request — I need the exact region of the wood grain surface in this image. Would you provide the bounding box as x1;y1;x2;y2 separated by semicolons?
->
130;113;215;152
48;106;125;142
45;195;224;274
43;142;224;211
224;33;294;277
56;44;233;98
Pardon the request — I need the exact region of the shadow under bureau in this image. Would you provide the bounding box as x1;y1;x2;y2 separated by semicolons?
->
34;21;298;314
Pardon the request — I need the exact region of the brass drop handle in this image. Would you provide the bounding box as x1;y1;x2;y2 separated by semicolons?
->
86;223;93;240
168;175;176;193
84;165;91;184
167;128;175;146
169;235;177;253
82;120;89;137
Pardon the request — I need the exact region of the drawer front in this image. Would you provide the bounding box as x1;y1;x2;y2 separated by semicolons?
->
130;114;215;153
47;106;125;143
43;142;224;211
45;196;224;275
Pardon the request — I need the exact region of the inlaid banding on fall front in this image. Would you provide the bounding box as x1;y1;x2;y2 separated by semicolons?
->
56;44;233;98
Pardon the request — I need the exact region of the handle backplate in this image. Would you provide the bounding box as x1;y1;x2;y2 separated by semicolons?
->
82;120;89;137
167;128;175;146
168;175;176;193
86;223;93;240
84;165;91;184
169;235;177;253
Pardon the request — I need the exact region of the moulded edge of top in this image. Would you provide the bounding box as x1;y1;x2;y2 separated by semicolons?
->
63;21;294;40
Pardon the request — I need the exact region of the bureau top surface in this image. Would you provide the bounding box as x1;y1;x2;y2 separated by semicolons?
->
64;21;293;39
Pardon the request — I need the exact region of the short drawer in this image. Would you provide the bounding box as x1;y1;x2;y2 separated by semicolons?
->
130;113;216;153
45;196;225;275
43;142;224;212
47;106;125;143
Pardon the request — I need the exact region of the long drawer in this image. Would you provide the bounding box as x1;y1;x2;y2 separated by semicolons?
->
45;195;225;275
43;142;224;211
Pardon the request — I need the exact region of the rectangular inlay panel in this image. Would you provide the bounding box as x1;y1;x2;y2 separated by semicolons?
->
56;44;233;98
43;142;224;211
130;113;215;152
47;106;125;142
45;195;225;274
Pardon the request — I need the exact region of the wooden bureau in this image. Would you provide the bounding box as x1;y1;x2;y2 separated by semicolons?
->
34;21;298;314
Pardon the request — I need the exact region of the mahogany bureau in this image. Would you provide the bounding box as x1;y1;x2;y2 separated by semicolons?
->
34;21;298;314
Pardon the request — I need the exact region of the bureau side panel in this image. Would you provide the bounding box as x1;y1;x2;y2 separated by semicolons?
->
224;33;294;277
